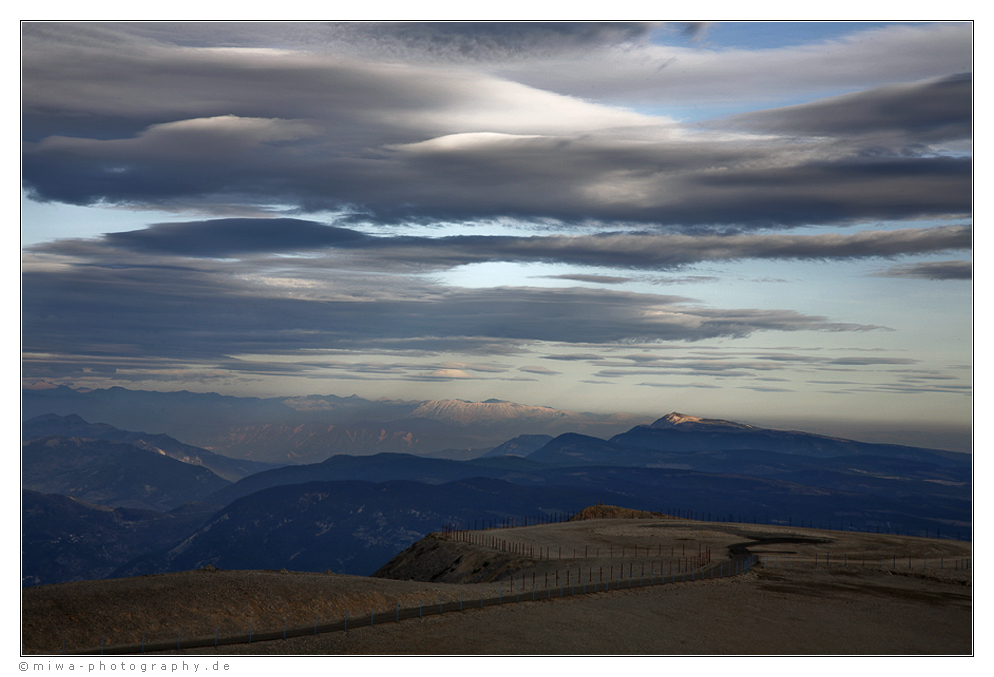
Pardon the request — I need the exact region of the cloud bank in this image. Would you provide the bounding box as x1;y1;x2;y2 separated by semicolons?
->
22;22;972;229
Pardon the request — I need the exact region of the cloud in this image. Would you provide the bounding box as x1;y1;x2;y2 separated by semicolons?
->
524;348;932;386
875;260;972;280
105;218;371;256
424;368;474;380
85;218;971;270
518;365;561;375
21;23;972;229
637;381;720;389
22;244;887;380
722;73;971;144
326;22;660;63
498;23;972;108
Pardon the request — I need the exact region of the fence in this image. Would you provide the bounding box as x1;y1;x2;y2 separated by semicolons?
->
443;528;712;564
64;555;758;655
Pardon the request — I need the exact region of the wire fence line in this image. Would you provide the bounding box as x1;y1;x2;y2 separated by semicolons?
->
65;556;758;656
442;527;712;565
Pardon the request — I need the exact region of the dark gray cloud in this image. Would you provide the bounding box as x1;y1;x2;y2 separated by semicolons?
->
539;274;632;285
20;23;972;229
875;260;972;280
724;73;972;144
331;22;659;62
85;219;971;270
105;218;371;256
24;129;969;227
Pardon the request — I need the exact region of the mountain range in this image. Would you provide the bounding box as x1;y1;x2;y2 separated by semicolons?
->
22;436;230;512
22;385;648;461
20;391;972;588
23;413;277;481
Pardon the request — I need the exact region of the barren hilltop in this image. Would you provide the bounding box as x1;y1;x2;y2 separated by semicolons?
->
23;507;971;655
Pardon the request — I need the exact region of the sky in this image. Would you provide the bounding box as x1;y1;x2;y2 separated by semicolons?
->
19;21;974;451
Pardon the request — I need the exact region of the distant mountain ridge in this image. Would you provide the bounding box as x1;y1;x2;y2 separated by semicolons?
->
600;412;968;466
23;414;277;481
22;436;230;511
21;391;973;589
648;412;757;431
480;434;554;458
404;399;574;425
22;386;649;462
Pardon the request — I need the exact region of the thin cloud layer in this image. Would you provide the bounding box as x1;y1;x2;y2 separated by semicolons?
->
88;218;971;269
23;253;883;370
876;260;972;280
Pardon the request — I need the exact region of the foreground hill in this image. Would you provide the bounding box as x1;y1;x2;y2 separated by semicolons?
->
22;516;972;655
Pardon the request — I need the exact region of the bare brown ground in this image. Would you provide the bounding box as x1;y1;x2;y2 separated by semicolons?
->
22;518;973;655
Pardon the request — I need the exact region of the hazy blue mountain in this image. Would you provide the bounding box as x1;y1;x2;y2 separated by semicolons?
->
23;436;230;511
527;465;970;538
608;413;970;466
121;464;971;582
20;405;972;587
22;386;419;451
21;490;217;586
526;432;656;466
201;418;489;464
23;414;277;482
116;477;636;578
206;452;505;506
480;434;554;458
